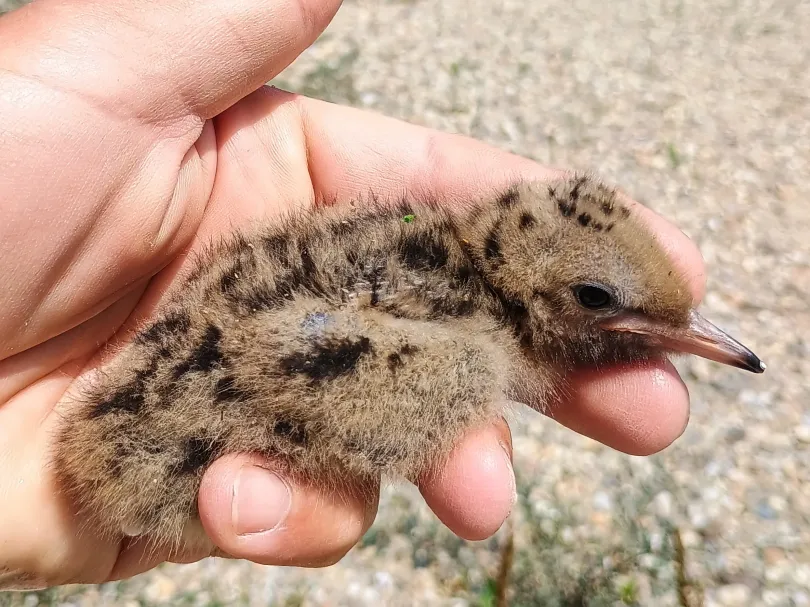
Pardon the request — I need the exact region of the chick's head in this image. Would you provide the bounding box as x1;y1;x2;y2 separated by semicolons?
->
465;176;764;373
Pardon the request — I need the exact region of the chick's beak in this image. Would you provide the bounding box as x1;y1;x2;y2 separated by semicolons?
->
601;309;766;373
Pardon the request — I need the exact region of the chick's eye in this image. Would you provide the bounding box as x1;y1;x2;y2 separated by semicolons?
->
573;284;614;310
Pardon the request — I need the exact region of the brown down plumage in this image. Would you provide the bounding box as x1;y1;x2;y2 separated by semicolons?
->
53;174;764;553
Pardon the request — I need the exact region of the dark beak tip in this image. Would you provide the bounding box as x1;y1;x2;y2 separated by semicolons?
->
749;357;767;374
736;350;766;374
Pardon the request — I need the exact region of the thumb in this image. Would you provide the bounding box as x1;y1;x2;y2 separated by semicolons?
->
197;453;378;566
1;0;342;121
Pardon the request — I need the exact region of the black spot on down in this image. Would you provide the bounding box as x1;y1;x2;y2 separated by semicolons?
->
387;352;403;371
497;186;520;208
241;281;286;313
280;336;373;382
173;324;225;379
273;419;308;446
137;312;191;344
262;233;290;262
215;375;250;402
89;361;157;418
400;233;450;271
387;343;420;372
519;212;537;230
89;385;145;418
570;177;585;201
178;437;221;474
484;218;504;263
220;260;244;296
557;198;577;217
300;247;318;282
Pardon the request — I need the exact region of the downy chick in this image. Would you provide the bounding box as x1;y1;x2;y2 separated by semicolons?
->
55;175;764;550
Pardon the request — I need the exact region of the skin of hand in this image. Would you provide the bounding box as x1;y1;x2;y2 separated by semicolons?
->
0;0;706;589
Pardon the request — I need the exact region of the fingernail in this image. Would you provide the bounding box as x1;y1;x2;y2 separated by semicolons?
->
499;441;518;510
232;465;292;535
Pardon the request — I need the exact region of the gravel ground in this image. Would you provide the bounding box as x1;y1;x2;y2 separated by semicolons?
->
2;0;808;605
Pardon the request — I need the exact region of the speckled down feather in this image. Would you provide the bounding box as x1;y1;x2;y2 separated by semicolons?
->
55;175;693;551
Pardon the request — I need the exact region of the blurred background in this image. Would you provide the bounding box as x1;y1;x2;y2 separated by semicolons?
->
1;0;808;605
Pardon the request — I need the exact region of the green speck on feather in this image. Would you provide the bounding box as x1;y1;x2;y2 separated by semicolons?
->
402;214;416;223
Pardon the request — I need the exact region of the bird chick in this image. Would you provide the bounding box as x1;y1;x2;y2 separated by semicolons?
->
54;175;764;551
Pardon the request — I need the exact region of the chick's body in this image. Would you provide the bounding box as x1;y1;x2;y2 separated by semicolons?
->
55;175;754;550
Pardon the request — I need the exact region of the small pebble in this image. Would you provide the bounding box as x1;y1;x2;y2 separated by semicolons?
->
795;425;810;444
592;491;612;511
652;490;674;518
716;583;752;606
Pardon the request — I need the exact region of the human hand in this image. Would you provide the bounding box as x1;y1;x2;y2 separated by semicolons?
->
0;0;705;588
